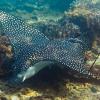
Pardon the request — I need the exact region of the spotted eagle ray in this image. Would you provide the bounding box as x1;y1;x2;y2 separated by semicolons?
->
0;11;97;84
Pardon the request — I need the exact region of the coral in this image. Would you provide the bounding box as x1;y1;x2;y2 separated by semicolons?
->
0;0;100;99
0;35;13;75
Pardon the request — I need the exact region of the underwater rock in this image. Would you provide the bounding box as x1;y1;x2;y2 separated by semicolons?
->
36;19;80;40
31;16;38;21
0;35;13;76
0;0;100;99
91;86;98;93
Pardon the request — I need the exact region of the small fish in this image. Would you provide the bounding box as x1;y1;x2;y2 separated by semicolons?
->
0;11;97;84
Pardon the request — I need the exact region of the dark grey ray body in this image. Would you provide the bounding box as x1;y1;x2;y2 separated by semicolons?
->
0;11;94;84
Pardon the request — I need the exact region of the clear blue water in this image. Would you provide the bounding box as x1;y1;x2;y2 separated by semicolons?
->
0;0;74;18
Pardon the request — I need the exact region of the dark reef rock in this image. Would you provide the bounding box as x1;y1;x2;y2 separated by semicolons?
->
0;35;13;76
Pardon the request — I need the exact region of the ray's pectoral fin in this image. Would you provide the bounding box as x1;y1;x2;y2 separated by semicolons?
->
17;61;54;82
59;59;93;78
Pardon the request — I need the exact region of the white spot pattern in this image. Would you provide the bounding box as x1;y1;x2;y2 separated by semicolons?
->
0;11;94;81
